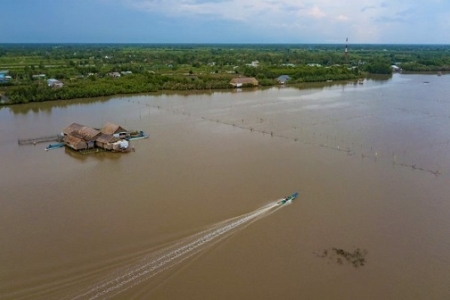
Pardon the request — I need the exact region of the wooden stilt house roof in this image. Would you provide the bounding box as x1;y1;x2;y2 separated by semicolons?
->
96;133;119;144
62;123;100;141
63;134;86;150
100;122;127;135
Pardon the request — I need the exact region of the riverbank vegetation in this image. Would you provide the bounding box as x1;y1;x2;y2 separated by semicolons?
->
1;43;449;104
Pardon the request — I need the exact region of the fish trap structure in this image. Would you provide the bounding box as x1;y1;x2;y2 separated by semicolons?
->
18;134;62;145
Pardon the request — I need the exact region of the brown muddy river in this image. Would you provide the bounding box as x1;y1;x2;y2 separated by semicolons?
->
1;74;450;299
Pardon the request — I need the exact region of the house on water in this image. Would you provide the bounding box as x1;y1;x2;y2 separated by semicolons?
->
62;123;101;150
62;122;130;152
100;122;127;136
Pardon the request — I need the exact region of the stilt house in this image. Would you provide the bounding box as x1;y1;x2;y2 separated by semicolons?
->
62;123;101;150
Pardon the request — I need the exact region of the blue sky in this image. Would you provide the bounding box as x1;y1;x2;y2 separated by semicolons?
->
2;0;450;44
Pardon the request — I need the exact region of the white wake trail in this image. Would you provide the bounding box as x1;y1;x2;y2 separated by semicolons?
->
69;202;282;300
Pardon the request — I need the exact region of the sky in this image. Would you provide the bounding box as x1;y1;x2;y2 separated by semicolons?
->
2;0;450;44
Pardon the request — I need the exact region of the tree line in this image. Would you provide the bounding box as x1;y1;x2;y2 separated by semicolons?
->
2;43;448;104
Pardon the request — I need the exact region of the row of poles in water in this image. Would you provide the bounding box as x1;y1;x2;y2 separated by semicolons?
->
131;99;447;177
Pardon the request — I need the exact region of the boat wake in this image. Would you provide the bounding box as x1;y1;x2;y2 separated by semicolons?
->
68;201;284;299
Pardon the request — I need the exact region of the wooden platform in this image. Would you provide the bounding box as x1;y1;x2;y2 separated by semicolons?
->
78;148;107;155
18;135;61;145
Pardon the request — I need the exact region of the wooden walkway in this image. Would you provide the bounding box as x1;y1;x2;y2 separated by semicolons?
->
18;135;61;145
79;148;107;155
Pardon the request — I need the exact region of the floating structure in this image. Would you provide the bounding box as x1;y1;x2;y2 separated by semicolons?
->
61;122;141;153
18;134;62;145
19;122;148;154
62;123;100;150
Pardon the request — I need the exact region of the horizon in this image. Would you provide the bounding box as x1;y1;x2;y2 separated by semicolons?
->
1;42;450;46
2;1;450;44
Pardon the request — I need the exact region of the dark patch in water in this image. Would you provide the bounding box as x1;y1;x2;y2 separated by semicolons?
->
315;248;368;268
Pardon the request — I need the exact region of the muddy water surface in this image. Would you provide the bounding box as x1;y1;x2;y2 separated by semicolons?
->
1;74;450;299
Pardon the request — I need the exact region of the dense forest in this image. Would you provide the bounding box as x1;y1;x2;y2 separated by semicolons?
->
1;43;449;104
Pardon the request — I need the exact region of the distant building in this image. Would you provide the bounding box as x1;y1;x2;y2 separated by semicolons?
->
230;77;259;88
32;74;46;79
391;65;402;72
0;70;9;83
277;75;291;84
246;60;259;67
47;78;64;88
107;72;121;78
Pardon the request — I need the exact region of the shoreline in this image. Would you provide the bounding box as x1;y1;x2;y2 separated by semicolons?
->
0;78;369;107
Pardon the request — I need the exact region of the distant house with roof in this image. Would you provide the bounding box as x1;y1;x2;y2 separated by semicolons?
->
47;78;64;88
246;60;259;67
0;70;9;83
391;65;402;72
107;72;121;78
32;74;46;80
230;77;259;88
277;75;291;84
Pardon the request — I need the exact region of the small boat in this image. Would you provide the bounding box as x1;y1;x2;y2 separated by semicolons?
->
128;131;149;140
277;192;299;205
45;142;64;151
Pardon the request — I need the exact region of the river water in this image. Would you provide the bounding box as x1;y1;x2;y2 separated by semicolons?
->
1;74;449;299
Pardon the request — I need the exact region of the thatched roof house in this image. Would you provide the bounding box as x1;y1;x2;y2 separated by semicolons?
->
95;133;119;150
62;123;100;140
100;122;127;135
62;123;100;150
62;123;84;135
230;77;259;88
63;135;88;150
61;122;132;151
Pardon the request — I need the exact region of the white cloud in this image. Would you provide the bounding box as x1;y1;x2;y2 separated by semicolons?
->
121;0;450;43
307;6;326;18
126;0;307;21
337;15;349;22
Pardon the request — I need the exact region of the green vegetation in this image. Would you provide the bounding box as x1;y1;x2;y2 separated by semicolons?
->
1;43;449;104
